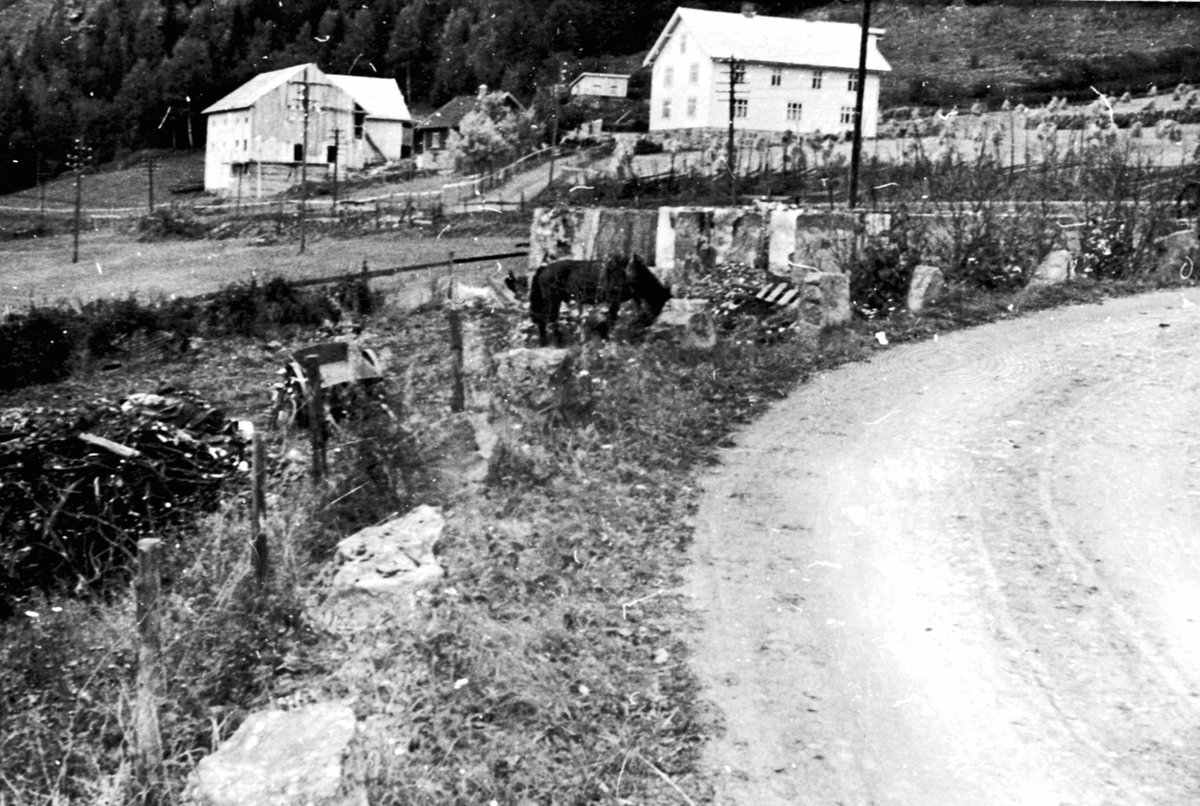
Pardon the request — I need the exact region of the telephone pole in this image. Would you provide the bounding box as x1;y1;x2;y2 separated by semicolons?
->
849;0;873;209
331;128;341;213
719;57;747;206
68;139;92;264
300;68;310;254
147;156;155;213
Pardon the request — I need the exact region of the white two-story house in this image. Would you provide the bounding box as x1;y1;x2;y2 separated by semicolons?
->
643;6;891;138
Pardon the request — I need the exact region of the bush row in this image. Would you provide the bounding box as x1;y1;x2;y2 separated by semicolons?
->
0;275;378;392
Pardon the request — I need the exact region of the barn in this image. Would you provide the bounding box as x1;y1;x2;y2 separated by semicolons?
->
202;63;412;198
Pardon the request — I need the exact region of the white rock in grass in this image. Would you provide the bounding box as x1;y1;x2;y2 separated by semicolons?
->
1028;250;1074;287
187;702;360;806
317;505;446;631
907;265;944;313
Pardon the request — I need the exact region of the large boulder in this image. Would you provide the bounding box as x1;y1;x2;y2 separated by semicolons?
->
1028;249;1074;287
1153;229;1199;281
907;264;945;313
797;271;851;327
493;347;575;412
186;702;361;806
316;505;445;630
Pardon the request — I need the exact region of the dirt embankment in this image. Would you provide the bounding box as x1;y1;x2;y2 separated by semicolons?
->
689;289;1200;805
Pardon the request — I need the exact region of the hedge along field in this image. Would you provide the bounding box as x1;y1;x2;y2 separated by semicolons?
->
0;226;528;310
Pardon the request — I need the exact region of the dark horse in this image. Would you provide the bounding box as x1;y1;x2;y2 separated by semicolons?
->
525;254;670;346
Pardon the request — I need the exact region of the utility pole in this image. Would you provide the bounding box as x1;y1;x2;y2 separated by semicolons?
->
68;139;91;264
547;66;564;193
300;68;310;254
849;0;873;209
719;57;746;206
331;128;341;213
147;156;155;213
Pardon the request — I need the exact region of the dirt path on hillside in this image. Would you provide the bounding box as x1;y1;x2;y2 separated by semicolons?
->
688;289;1200;805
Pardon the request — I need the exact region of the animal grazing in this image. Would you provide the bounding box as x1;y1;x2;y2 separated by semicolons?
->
526;254;670;346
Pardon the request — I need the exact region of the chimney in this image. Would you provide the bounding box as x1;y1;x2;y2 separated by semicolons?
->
741;2;756;17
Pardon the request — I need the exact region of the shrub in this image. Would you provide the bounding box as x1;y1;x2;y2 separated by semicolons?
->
137;208;207;241
632;137;664;156
0;307;80;390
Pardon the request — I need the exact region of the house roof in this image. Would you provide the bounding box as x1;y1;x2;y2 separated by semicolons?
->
202;63;411;121
569;72;631;88
418;92;523;131
326;75;411;121
202;64;308;114
643;8;891;73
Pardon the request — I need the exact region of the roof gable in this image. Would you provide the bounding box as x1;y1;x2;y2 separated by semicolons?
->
418;92;523;130
643;8;891;73
202;63;310;115
326;75;411;121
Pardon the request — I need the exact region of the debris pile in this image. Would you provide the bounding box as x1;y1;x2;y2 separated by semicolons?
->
0;390;246;615
682;262;802;342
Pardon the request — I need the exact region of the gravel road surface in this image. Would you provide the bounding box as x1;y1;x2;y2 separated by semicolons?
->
688;288;1200;805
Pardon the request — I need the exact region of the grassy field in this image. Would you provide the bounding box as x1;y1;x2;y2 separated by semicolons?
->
0;224;531;310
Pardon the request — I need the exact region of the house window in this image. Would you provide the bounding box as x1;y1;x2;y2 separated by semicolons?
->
662;99;672;119
689;63;699;84
293;143;304;162
812;69;824;89
771;67;782;86
327;145;337;163
687;97;697;118
664;66;674;87
840;106;855;124
787;102;803;121
732;63;746;84
354;108;365;140
848;73;859;92
734;99;748;118
680;33;687;53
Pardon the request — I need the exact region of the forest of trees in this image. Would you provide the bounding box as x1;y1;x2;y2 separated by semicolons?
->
0;0;814;192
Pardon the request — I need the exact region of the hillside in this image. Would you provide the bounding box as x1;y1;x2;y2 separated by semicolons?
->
807;0;1200;107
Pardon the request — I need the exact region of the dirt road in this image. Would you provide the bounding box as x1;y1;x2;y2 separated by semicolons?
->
688;289;1200;805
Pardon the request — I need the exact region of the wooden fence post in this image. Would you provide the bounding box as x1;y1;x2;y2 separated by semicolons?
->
446;250;465;413
250;432;268;585
135;538;166;805
303;357;327;483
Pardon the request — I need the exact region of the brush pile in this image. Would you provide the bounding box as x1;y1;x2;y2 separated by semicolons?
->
0;389;246;616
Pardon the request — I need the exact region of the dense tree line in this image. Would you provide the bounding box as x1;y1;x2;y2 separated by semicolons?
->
0;0;810;192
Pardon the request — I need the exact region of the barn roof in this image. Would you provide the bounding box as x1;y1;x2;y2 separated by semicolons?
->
203;64;411;121
643;7;891;73
202;64;308;115
326;75;411;121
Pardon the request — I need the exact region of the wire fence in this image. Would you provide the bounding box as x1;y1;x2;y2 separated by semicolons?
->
0;147;564;230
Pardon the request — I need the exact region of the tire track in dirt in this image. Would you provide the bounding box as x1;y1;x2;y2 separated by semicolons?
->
687;289;1200;805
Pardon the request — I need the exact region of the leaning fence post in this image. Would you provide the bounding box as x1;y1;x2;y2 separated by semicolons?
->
446;250;465;413
302;357;327;483
135;538;166;804
250;432;268;584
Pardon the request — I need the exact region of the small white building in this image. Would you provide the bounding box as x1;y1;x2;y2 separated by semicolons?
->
643;6;891;138
569;73;630;99
202;63;412;197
